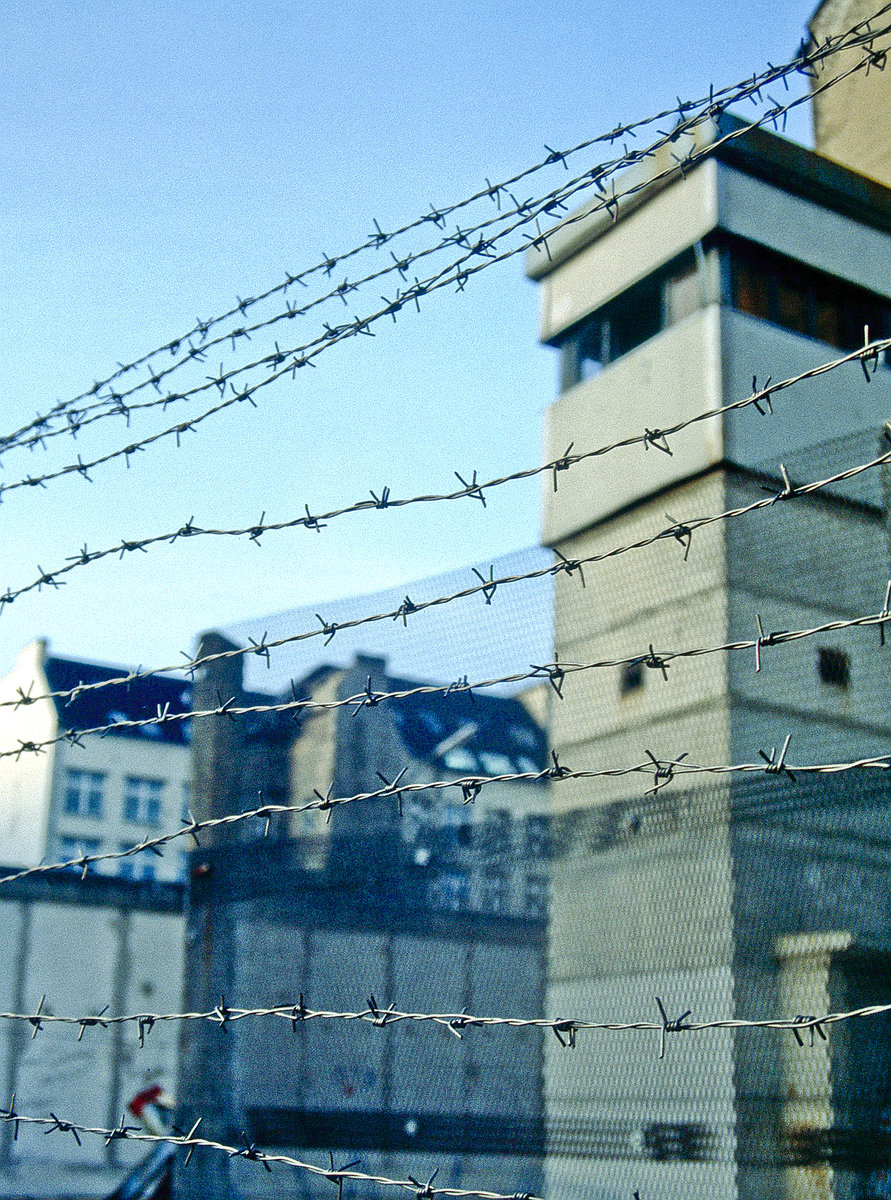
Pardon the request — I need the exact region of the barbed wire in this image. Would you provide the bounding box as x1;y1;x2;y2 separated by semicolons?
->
0;86;810;455
5;738;891;883
0;993;887;1050
4;983;891;1182
5;582;891;759
0;57;874;481
0;1104;543;1200
3;336;887;616
5;14;891;1190
3;436;890;733
3;7;886;461
1;28;887;498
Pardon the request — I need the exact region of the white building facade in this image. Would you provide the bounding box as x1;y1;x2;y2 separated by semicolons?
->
0;640;192;883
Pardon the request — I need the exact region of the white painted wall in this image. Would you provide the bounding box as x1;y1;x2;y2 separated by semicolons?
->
0;884;184;1199
0;642;57;868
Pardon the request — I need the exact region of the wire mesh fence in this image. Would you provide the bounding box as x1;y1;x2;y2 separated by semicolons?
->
3;11;891;1200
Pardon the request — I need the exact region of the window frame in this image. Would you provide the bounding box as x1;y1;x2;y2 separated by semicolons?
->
123;775;165;825
555;233;891;395
723;235;891;355
63;769;105;818
58;834;101;864
556;246;701;389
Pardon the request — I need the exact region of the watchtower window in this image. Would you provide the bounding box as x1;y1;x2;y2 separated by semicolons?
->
818;647;850;689
734;258;770;320
620;661;644;696
726;237;891;354
557;248;700;390
610;277;662;359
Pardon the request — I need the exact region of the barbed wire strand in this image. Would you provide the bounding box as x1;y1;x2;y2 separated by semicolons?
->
1;28;887;497
3;435;890;729
1;995;888;1045
4;5;887;459
6;740;891;884
0;1105;544;1200
5;585;891;756
1;49;879;480
3;335;887;615
4;14;891;1190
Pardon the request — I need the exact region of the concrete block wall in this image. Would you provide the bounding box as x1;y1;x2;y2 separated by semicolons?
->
0;874;184;1199
548;472;732;812
543;794;738;1200
725;464;891;767
177;842;546;1200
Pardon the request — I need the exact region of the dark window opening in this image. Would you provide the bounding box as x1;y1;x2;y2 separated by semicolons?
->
480;871;508;913
643;1122;710;1162
620;661;644;696
734;258;770;320
63;769;105;818
610;277;663;359
558;248;699;389
524;873;548;918
557;235;891;394
818;647;850;689
477;810;513;859
777;280;809;335
523;815;550;859
727;237;891;355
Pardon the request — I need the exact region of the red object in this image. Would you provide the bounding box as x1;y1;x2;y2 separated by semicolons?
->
129;1086;171;1118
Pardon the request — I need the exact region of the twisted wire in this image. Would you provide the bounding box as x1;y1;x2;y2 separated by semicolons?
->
3;7;886;459
2;337;886;615
1;996;888;1043
0;1104;543;1200
1;25;887;497
5;742;891;884
3;437;889;730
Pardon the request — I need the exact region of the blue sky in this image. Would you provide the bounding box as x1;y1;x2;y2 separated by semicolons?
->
0;0;822;675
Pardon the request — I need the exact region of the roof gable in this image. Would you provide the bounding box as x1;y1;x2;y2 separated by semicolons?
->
44;657;192;745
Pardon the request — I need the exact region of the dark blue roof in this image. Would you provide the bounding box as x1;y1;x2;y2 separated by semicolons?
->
44;657;192;745
388;678;547;777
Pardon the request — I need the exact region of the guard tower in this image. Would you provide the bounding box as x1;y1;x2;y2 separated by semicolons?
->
527;116;891;1200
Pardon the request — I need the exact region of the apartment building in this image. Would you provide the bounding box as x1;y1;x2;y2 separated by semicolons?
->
0;639;192;882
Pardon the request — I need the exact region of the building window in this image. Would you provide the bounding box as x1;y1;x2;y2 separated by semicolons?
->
118;843;156;882
557;235;891;395
480;871;509;913
118;847;135;880
58;835;101;864
524;874;548;918
124;777;164;825
818;647;850;689
727;237;891;355
620;661;644;696
557;248;700;389
734;257;770;320
523;815;551;859
478;810;512;859
643;1122;709;1162
63;769;105;818
429;870;470;912
610;275;663;359
435;803;472;855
